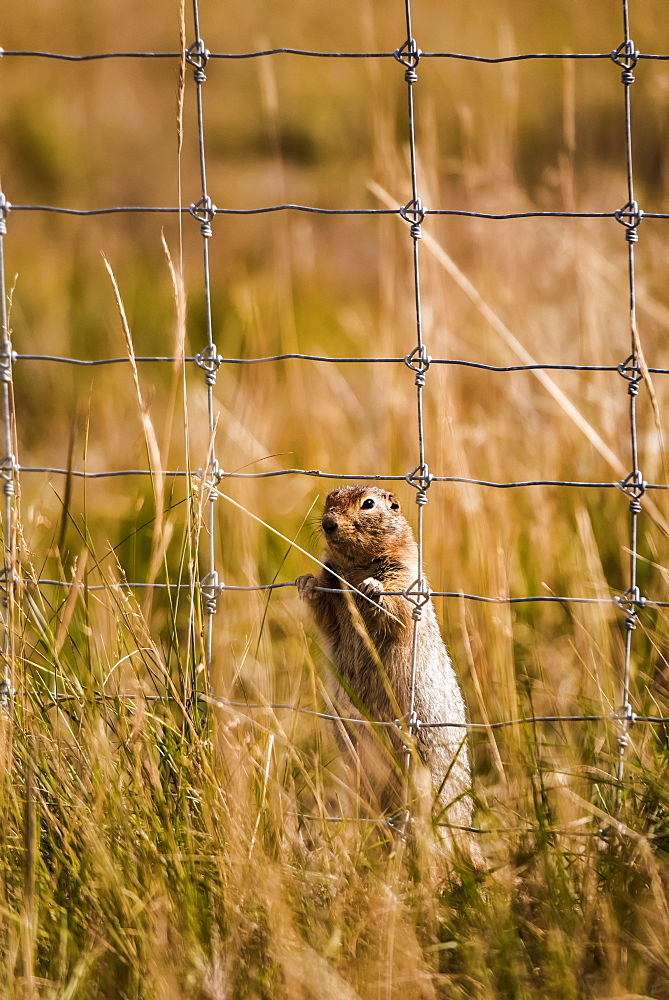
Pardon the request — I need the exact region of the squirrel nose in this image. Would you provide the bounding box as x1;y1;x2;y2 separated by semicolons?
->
322;515;338;535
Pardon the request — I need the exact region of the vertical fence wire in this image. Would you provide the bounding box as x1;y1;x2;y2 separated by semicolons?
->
396;0;432;819
187;0;219;703
0;192;15;707
613;0;643;811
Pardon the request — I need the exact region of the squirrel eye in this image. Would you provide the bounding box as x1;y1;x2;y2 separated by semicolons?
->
361;497;375;510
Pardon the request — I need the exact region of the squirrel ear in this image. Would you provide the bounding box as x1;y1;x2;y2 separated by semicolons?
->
387;492;401;511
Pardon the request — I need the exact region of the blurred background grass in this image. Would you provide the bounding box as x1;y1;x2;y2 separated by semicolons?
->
2;1;669;997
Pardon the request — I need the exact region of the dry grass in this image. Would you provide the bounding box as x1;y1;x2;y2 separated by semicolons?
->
2;0;669;996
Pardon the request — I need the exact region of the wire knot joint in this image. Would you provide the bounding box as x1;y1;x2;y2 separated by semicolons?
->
614;587;646;630
193;463;224;500
612;702;636;749
208;459;223;490
617;354;642;395
394;712;421;746
402;577;431;618
0;192;8;235
186;39;210;83
404;344;431;387
0;676;13;709
200;571;220;616
618;470;646;513
611;39;639;84
195;343;221;385
0;346;13;385
615;201;643;243
394;38;421;83
400;198;426;240
407;709;421;734
0;455;16;497
406;464;433;505
190;196;217;238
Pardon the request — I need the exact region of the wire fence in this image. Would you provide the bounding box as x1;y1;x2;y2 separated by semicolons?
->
1;0;667;836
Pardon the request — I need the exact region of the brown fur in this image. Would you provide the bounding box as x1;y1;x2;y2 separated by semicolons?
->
297;486;473;834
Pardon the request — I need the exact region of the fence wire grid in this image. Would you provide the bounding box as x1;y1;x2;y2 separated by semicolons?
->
1;0;668;838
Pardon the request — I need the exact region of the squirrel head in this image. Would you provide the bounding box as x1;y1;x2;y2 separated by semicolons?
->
320;486;415;564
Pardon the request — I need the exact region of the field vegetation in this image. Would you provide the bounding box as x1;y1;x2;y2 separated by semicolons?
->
2;0;669;996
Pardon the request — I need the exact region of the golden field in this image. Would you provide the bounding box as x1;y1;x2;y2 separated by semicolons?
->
1;1;669;997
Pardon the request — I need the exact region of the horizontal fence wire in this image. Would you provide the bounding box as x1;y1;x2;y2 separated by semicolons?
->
11;353;669;373
3;4;668;836
30;688;669;733
12;466;669;490
6;204;669;219
199;696;669;730
3;47;669;62
18;578;669;606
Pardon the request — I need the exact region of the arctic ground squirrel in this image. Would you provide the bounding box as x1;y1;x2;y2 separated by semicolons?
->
297;486;473;834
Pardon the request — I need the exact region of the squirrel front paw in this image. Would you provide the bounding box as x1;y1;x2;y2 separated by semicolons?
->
296;573;319;602
357;577;384;606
